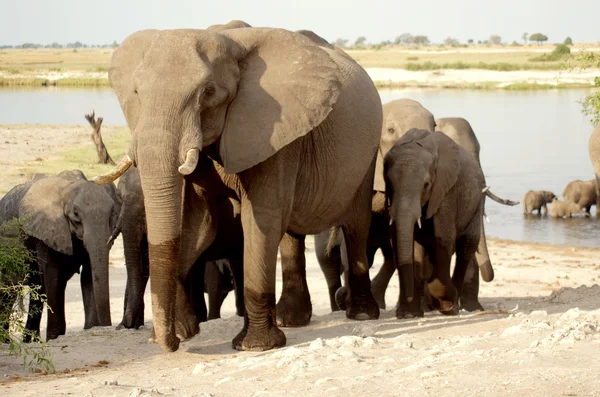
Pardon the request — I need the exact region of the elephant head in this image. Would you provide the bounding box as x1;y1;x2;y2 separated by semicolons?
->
94;22;343;351
383;129;463;301
19;176;121;326
374;99;436;192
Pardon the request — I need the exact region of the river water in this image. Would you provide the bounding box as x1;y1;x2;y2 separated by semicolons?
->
1;86;598;248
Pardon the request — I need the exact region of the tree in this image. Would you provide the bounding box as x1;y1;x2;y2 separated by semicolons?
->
467;39;474;44
529;33;548;44
111;40;119;49
564;36;573;45
444;37;460;46
412;35;429;45
394;33;413;45
573;52;600;125
522;32;528;45
489;35;502;45
354;36;367;47
334;38;348;47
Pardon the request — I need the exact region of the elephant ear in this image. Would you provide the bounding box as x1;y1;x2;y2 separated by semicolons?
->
423;132;462;219
109;29;159;133
19;177;73;255
373;150;386;192
220;28;343;174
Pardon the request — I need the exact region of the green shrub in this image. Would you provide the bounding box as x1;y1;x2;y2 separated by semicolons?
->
529;43;571;62
0;218;54;373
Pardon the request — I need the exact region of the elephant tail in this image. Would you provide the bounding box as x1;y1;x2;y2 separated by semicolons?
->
106;204;125;246
482;186;520;206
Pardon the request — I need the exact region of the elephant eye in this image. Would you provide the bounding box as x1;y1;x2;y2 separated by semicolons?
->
424;182;430;190
387;127;395;134
202;84;215;98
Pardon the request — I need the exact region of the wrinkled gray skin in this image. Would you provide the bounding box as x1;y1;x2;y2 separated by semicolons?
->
588;124;600;210
95;21;382;352
316;106;499;313
563;179;597;214
385;129;486;318
522;190;556;215
113;166;244;330
0;171;120;341
549;200;588;218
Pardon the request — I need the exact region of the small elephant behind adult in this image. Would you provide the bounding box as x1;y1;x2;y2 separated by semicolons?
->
0;170;121;341
384;129;488;318
113;166;244;330
522;190;557;215
549;199;589;218
562;179;597;214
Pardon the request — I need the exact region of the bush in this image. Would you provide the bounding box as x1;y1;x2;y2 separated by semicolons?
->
529;43;571;62
573;52;600;125
564;37;573;45
0;219;54;373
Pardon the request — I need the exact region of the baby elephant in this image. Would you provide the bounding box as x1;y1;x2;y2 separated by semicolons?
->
562;179;597;214
522;190;556;214
549;200;590;218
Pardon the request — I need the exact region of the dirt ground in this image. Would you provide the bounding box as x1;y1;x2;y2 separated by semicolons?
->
1;236;600;397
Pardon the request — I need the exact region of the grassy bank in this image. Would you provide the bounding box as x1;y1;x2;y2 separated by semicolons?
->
0;77;110;87
373;80;595;90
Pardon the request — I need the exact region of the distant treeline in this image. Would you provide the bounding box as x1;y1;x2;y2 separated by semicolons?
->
0;41;119;49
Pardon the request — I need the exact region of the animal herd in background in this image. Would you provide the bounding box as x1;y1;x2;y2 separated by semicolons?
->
522;178;598;218
1;21;598;354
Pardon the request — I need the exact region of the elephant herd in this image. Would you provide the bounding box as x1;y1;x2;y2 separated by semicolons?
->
522;178;598;218
7;20;596;355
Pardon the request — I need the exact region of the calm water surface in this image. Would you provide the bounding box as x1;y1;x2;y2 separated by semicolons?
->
1;87;599;247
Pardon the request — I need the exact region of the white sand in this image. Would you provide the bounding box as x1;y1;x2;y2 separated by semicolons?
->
2;236;600;396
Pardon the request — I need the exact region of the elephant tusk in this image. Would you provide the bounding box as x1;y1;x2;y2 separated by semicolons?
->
482;186;490;194
93;155;133;185
484;212;490;223
417;218;422;229
178;148;200;175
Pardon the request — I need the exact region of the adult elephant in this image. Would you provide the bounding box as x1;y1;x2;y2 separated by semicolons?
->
111;166;244;330
0;171;121;340
94;21;382;352
588;123;600;209
562;179;597;214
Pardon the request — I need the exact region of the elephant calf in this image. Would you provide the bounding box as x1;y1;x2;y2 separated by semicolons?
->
522;190;556;214
549;200;589;218
563;179;598;214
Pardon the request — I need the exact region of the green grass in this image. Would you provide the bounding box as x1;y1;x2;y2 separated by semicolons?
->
18;127;130;182
373;80;592;90
0;77;110;86
403;61;567;71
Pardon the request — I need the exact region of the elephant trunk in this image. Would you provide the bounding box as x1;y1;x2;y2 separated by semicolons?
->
85;237;112;326
392;209;416;303
137;137;185;352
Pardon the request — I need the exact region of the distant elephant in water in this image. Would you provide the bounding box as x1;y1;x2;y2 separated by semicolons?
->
549;199;589;218
522;190;557;215
111;166;244;330
0;170;121;341
562;179;597;214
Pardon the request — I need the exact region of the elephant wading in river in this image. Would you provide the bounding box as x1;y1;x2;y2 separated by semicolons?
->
111;165;244;329
562;179;597;215
384;129;487;317
0;171;121;340
522;190;557;215
94;20;382;352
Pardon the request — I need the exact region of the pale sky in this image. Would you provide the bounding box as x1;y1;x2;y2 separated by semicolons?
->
1;0;598;46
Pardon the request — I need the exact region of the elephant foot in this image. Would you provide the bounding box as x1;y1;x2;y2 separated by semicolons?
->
335;286;348;310
396;299;424;319
460;299;484;312
232;323;286;351
436;300;459;316
276;290;312;327
371;286;386;310
345;293;380;321
175;313;200;342
116;310;145;330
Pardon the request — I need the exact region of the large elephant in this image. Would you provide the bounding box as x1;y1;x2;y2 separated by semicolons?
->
112;166;244;330
385;129;486;317
0;171;121;340
588;123;600;209
94;21;382;352
562;179;597;214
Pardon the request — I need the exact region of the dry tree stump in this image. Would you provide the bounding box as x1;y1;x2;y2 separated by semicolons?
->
85;109;115;165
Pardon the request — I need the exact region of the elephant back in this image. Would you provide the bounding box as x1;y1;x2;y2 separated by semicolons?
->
0;182;33;225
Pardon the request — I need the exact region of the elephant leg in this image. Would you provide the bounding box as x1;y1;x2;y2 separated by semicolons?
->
205;262;222;321
541;204;547;215
118;234;149;329
460;258;484;312
232;201;287;352
427;242;457;316
41;258;69;341
315;229;343;312
396;242;426;318
340;171;380;321
371;243;394;310
276;232;312;327
229;253;245;317
452;232;479;308
81;261;100;329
